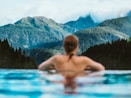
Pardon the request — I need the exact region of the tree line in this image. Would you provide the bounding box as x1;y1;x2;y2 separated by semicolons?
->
0;39;37;69
82;39;131;70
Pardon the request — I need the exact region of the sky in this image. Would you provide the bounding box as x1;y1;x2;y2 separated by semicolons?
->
0;0;131;26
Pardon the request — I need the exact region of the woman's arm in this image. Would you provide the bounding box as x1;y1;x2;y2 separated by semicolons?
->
85;57;105;71
38;56;55;70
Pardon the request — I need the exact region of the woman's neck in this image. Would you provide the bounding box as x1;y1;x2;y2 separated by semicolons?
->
65;51;76;56
65;52;75;62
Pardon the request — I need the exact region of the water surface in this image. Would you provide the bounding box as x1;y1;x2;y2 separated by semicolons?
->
0;69;131;98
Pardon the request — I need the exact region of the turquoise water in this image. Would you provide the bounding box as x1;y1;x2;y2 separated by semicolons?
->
0;69;131;98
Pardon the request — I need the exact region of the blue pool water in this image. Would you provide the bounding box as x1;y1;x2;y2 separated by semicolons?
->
0;69;131;98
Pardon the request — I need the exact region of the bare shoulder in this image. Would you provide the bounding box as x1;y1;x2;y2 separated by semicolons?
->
53;54;63;58
78;55;90;61
78;55;96;64
80;56;105;71
52;54;63;60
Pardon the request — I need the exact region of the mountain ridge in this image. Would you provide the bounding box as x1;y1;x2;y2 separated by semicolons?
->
99;16;131;36
0;16;73;49
0;16;131;60
64;15;98;31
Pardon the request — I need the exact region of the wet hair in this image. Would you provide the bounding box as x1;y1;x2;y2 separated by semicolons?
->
63;35;79;61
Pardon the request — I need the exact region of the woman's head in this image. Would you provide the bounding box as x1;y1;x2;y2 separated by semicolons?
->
63;35;79;54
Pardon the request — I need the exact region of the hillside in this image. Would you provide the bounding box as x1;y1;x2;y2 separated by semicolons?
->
127;11;131;16
65;15;98;31
0;16;131;65
0;16;72;49
99;16;131;36
82;39;131;70
0;39;36;69
75;26;128;53
49;16;130;55
26;16;131;64
25;48;59;65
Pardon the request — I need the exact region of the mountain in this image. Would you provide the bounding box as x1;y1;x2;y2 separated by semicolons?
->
55;16;131;54
0;16;73;49
0;15;131;65
127;11;131;16
64;15;98;31
24;16;131;64
75;16;131;53
99;16;131;36
77;16;131;53
74;26;128;53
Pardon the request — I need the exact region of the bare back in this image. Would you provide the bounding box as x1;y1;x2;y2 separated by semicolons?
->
38;54;105;73
53;54;89;72
38;35;105;74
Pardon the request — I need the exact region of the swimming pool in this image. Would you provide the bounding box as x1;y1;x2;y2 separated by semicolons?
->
0;69;131;98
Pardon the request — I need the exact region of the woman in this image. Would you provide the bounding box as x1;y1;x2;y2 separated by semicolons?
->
38;35;105;72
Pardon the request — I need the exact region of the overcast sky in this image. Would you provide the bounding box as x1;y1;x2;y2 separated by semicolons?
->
0;0;131;26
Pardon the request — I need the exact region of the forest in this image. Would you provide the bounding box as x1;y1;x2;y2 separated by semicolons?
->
1;38;131;70
0;39;36;69
82;39;131;70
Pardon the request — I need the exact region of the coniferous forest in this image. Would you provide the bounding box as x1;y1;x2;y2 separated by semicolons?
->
1;38;131;70
82;39;131;70
0;39;37;69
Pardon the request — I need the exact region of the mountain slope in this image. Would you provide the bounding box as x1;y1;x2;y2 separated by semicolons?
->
54;16;130;54
127;11;131;16
0;16;72;49
65;15;98;31
75;26;128;53
99;16;131;36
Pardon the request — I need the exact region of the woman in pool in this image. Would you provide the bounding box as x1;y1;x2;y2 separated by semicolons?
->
38;35;105;72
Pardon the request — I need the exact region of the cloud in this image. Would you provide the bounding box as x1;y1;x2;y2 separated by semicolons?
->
0;0;131;26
